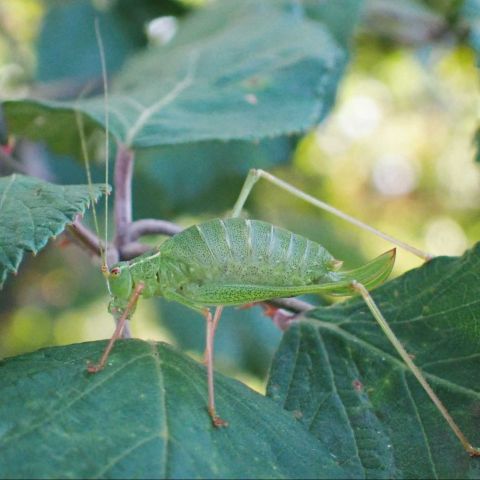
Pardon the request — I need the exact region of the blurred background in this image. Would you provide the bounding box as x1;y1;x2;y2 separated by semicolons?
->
0;0;478;393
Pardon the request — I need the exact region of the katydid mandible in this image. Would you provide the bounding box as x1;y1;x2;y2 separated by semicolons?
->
82;19;479;458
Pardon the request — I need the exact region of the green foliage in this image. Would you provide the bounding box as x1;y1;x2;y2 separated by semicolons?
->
268;244;480;478
3;0;350;216
1;0;479;478
4;0;345;153
0;174;106;287
133;137;296;217
1;247;479;478
0;340;348;479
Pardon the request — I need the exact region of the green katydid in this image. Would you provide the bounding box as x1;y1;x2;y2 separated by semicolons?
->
77;20;480;458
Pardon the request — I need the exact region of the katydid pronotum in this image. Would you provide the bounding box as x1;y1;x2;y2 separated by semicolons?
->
76;20;480;459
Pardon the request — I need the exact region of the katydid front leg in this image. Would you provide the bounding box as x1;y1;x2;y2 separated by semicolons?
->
87;282;145;373
204;307;228;428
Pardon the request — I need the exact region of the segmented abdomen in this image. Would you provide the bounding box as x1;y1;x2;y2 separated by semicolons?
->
159;218;337;288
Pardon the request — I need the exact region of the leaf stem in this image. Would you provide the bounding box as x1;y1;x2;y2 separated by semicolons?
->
128;219;182;240
113;143;134;250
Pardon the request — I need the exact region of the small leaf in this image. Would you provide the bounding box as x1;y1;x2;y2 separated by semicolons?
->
0;174;107;287
267;244;480;478
0;340;351;479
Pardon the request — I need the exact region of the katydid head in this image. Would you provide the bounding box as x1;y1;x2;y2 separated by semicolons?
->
106;262;133;299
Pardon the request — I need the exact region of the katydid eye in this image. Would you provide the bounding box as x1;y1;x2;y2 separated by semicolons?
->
110;267;121;277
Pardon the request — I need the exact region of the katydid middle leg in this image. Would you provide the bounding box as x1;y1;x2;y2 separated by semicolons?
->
203;307;228;427
203;306;224;365
232;168;433;261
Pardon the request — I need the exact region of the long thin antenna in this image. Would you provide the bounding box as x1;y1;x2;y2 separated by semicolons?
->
75;109;107;269
94;17;110;273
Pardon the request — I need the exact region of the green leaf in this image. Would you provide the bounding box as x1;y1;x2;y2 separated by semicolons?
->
4;0;345;155
36;0;187;83
267;244;480;478
291;0;364;47
133;137;295;217
0;174;106;288
0;340;351;479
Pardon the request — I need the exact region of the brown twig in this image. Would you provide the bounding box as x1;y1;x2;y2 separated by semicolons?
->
128;219;183;240
67;217;103;257
66;217;119;265
268;297;315;313
113;143;134;249
0;148;28;174
120;241;154;260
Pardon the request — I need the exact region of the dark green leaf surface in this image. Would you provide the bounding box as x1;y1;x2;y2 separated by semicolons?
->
4;0;344;155
0;340;350;479
0;174;105;287
267;244;480;478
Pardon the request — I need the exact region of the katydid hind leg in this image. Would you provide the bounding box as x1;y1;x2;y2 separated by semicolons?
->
204;307;228;428
87;283;145;373
352;281;480;457
231;169;433;261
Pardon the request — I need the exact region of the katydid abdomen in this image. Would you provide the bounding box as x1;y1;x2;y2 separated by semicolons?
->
111;218;395;309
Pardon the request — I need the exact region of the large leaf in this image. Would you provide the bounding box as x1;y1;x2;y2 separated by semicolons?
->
267;244;480;478
0;340;351;479
3;0;345;156
0;174;106;288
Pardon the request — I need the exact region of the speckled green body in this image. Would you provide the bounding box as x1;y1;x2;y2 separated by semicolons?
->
108;218;395;313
